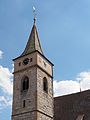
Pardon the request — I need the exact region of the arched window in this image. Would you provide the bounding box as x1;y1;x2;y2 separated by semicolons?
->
22;77;29;91
43;77;48;93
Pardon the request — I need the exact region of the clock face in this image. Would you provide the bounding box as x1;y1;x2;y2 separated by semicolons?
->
23;58;29;65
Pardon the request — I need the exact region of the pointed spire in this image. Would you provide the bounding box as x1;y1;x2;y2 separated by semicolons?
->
21;8;44;56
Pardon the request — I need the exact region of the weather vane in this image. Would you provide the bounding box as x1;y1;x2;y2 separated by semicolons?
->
33;6;36;23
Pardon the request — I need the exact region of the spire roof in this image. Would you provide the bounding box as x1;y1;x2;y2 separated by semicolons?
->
21;23;44;56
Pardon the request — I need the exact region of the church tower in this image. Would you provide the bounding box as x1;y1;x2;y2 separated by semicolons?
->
12;9;54;120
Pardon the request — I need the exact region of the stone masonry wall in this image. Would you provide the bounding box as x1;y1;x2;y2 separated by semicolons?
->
12;67;37;118
12;111;37;120
37;68;53;119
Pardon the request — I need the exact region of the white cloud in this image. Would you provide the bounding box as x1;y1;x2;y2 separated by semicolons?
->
0;50;3;59
0;96;12;110
0;65;13;95
0;65;13;110
53;80;80;97
78;72;90;91
0;50;13;110
54;72;90;97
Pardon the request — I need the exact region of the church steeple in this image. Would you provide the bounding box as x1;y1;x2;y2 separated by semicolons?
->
21;7;43;57
12;8;53;120
21;23;44;56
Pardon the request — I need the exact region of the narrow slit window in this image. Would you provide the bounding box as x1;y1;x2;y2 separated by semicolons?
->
23;100;26;108
19;62;21;66
43;77;48;93
43;61;47;68
30;58;32;62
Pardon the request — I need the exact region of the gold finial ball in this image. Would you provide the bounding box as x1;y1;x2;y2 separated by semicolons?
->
34;17;36;23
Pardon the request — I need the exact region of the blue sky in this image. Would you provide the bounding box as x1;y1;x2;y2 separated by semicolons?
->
0;0;90;119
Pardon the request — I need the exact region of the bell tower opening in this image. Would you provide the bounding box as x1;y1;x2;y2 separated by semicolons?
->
43;77;48;93
22;76;29;91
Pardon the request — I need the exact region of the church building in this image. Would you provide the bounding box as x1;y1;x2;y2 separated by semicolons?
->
12;10;90;120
